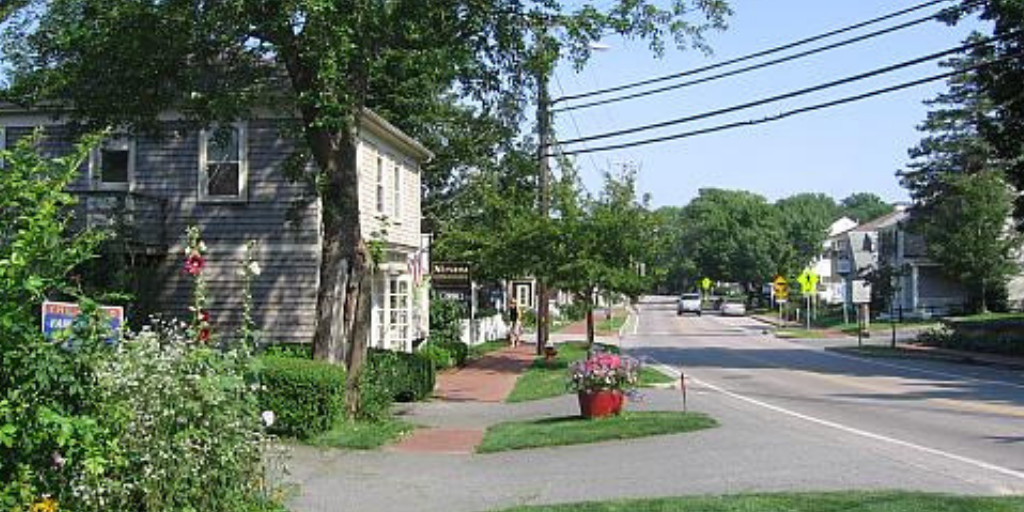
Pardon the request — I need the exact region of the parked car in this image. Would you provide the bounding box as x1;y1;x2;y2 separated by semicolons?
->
721;300;747;316
677;293;702;316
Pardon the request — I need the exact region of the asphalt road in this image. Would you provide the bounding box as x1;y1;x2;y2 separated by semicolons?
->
286;296;1024;512
625;296;1024;494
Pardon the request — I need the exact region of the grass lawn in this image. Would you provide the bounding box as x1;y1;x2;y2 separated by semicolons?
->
596;314;627;334
305;418;414;450
951;312;1024;322
775;329;833;339
490;491;1024;511
477;411;717;453
506;342;675;403
469;339;510;360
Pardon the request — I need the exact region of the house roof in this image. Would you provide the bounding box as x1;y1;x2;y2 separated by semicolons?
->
0;102;434;162
851;207;907;232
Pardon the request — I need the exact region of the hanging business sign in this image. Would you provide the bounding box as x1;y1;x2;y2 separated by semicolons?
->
41;300;124;339
430;262;472;306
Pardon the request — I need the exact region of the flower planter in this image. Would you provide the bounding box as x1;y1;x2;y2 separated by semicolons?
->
577;390;625;419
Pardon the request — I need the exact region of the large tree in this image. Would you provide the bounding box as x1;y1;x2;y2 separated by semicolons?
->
2;1;729;413
900;37;998;209
678;188;783;289
774;193;838;277
546;166;654;345
916;172;1020;312
947;0;1024;224
901;31;1019;313
838;192;892;223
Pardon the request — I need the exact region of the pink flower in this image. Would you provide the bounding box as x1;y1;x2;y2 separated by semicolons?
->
184;252;205;276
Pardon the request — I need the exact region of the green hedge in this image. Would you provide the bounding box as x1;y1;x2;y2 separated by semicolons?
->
367;348;436;402
259;356;346;438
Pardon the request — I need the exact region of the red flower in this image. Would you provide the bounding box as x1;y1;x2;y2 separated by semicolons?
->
200;310;210;323
197;327;210;342
184;252;205;276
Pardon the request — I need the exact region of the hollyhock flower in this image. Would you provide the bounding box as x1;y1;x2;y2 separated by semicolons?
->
184;252;205;276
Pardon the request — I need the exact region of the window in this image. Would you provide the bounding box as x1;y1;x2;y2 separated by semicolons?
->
387;277;410;351
90;135;133;189
392;160;402;219
199;124;247;201
376;154;385;213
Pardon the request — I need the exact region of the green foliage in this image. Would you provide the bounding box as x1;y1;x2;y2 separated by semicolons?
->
261;343;314;359
838;193;893;223
0;132;104;354
3;317;281;512
774;193;838;277
947;1;1024;224
416;342;456;371
258;356;346;438
559;301;589;322
918;173;1021;312
429;295;465;346
365;348;436;403
677;188;783;286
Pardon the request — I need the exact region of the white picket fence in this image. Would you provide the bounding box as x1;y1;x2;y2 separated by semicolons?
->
459;314;508;346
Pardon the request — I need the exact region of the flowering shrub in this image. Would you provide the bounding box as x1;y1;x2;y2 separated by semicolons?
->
568;348;641;393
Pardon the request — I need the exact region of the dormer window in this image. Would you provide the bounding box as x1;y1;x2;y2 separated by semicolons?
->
90;135;133;189
198;124;248;202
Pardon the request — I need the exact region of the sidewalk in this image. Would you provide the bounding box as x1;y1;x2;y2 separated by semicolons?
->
386;344;536;454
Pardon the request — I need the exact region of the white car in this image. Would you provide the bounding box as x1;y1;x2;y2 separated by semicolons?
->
677;293;702;316
721;301;747;316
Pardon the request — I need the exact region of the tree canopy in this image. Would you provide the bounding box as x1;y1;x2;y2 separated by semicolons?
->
2;0;731;414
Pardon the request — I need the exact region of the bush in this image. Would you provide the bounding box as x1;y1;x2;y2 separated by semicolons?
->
366;348;435;402
417;342;455;370
259;355;346;438
261;342;312;359
429;295;465;345
559;301;589;322
439;340;469;367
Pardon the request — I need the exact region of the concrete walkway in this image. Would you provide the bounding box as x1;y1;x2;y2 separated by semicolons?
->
387;344;535;454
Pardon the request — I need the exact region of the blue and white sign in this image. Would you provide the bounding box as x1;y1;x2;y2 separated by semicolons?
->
41;300;124;339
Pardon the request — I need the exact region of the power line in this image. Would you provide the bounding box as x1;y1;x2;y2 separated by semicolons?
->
554;35;1009;148
553;5;969;114
552;0;957;105
553;74;602;173
551;52;1024;157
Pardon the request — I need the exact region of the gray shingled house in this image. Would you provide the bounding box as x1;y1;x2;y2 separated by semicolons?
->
0;105;433;349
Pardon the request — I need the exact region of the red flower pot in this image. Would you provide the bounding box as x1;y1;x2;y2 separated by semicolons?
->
577;390;625;419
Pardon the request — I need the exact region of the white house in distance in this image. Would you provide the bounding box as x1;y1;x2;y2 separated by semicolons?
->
813;217;858;304
0;105;433;352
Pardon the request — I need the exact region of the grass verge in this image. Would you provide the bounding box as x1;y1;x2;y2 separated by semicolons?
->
305;418;414;450
506;343;673;402
490;491;1024;511
506;342;588;403
469;339;510;360
477;411;717;453
596;314;627;334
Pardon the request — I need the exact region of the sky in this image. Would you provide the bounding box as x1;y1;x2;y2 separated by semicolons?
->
551;0;986;208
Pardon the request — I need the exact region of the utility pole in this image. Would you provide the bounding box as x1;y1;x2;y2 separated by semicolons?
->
535;42;551;357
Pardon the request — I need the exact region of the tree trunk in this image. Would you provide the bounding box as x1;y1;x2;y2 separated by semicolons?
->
306;121;373;417
585;290;595;348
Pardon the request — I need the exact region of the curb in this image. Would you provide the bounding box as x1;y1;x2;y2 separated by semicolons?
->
828;345;1024;371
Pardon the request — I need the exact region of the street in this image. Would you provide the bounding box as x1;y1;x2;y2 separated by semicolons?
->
287;296;1024;512
625;296;1024;493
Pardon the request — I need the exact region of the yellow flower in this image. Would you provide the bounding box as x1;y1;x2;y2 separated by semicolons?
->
30;497;58;512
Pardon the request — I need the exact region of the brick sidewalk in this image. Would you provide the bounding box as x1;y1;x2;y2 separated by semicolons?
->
388;345;536;455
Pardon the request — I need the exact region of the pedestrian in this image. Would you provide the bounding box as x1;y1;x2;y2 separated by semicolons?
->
508;298;522;347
